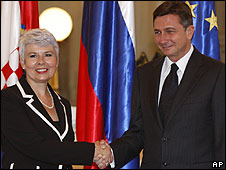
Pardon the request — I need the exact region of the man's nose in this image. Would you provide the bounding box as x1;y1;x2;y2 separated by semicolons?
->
159;32;169;44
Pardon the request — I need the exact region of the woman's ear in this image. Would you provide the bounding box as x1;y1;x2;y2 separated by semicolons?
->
56;56;60;68
20;57;25;70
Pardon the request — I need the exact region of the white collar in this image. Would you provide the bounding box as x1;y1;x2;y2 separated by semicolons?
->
164;45;194;74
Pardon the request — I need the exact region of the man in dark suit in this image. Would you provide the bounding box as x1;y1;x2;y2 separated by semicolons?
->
95;1;225;169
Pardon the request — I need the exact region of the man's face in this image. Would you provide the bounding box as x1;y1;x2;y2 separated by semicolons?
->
153;14;194;61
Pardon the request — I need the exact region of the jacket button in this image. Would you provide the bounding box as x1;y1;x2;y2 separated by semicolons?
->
161;137;168;141
162;162;168;167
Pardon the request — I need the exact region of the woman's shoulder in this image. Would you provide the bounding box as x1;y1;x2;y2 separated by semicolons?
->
1;84;25;108
1;84;20;98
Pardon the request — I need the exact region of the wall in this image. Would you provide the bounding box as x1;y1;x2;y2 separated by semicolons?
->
38;1;225;106
39;1;83;106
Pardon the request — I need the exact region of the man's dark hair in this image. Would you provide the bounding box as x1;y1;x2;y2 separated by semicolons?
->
153;1;193;29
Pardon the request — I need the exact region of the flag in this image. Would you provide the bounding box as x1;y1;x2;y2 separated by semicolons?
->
76;1;139;169
185;1;221;61
19;1;39;31
1;1;39;167
1;1;21;90
1;1;39;90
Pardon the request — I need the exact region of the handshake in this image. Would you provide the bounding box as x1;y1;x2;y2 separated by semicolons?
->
93;139;114;169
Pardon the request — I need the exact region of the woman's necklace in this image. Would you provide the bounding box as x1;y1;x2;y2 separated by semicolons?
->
38;88;54;109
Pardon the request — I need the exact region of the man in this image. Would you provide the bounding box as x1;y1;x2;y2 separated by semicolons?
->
96;1;225;169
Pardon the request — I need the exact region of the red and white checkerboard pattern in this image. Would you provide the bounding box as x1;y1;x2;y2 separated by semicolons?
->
1;47;23;90
1;1;22;90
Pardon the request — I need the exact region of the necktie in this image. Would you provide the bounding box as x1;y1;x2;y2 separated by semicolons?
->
159;63;179;127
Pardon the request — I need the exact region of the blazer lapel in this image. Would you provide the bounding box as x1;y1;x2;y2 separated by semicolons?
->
16;76;68;141
149;57;165;130
164;48;206;128
48;85;69;139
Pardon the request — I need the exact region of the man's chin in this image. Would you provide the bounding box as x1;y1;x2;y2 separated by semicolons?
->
160;47;173;56
162;51;172;57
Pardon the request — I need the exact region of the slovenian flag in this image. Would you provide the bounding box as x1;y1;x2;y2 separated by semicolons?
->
185;1;221;61
76;1;139;169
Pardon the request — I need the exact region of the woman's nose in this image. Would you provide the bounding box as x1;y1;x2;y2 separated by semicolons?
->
37;56;45;64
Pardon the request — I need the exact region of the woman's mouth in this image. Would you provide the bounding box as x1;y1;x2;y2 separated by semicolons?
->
36;68;48;73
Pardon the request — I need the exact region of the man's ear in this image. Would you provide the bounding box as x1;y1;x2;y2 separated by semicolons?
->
186;25;195;40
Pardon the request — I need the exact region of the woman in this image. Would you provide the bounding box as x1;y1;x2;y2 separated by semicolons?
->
1;29;109;169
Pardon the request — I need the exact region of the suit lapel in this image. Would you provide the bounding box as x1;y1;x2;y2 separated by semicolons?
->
16;75;69;141
149;58;165;130
49;86;69;140
164;48;206;128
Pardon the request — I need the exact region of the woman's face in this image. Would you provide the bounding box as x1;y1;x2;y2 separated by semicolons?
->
20;44;59;85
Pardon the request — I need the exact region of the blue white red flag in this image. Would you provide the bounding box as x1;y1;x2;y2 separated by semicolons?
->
76;1;139;169
185;1;221;61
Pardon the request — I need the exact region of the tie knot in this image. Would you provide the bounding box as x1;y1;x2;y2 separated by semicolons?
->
171;63;178;73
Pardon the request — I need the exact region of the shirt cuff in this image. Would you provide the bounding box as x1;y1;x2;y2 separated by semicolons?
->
109;148;115;168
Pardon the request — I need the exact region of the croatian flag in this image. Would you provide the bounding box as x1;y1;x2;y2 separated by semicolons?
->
1;1;39;90
1;1;21;90
1;1;39;167
76;1;139;169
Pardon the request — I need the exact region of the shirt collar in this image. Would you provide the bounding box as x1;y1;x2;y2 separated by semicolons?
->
164;45;194;74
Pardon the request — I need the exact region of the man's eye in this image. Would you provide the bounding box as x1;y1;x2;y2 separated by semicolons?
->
154;31;161;35
167;30;175;34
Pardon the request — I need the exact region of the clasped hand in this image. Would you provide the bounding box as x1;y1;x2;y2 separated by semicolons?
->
93;139;113;169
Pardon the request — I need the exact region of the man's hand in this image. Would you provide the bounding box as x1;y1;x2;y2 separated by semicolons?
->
93;139;113;169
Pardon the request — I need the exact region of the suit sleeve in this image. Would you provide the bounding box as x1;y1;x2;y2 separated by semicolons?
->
212;64;225;167
1;89;95;166
110;69;144;168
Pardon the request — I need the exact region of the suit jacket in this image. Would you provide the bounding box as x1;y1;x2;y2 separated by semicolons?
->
110;47;225;169
1;74;94;169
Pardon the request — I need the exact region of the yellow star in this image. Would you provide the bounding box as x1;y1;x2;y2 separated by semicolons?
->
185;1;198;18
205;10;219;31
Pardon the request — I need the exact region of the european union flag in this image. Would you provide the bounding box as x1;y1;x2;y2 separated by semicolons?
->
185;1;221;61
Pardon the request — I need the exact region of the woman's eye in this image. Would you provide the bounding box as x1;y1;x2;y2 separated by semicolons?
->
29;54;36;58
45;53;52;57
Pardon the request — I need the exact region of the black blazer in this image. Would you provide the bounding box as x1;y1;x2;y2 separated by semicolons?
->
1;75;94;169
110;47;225;169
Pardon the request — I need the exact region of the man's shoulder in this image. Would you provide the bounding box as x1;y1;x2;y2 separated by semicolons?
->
137;55;164;72
193;46;224;66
